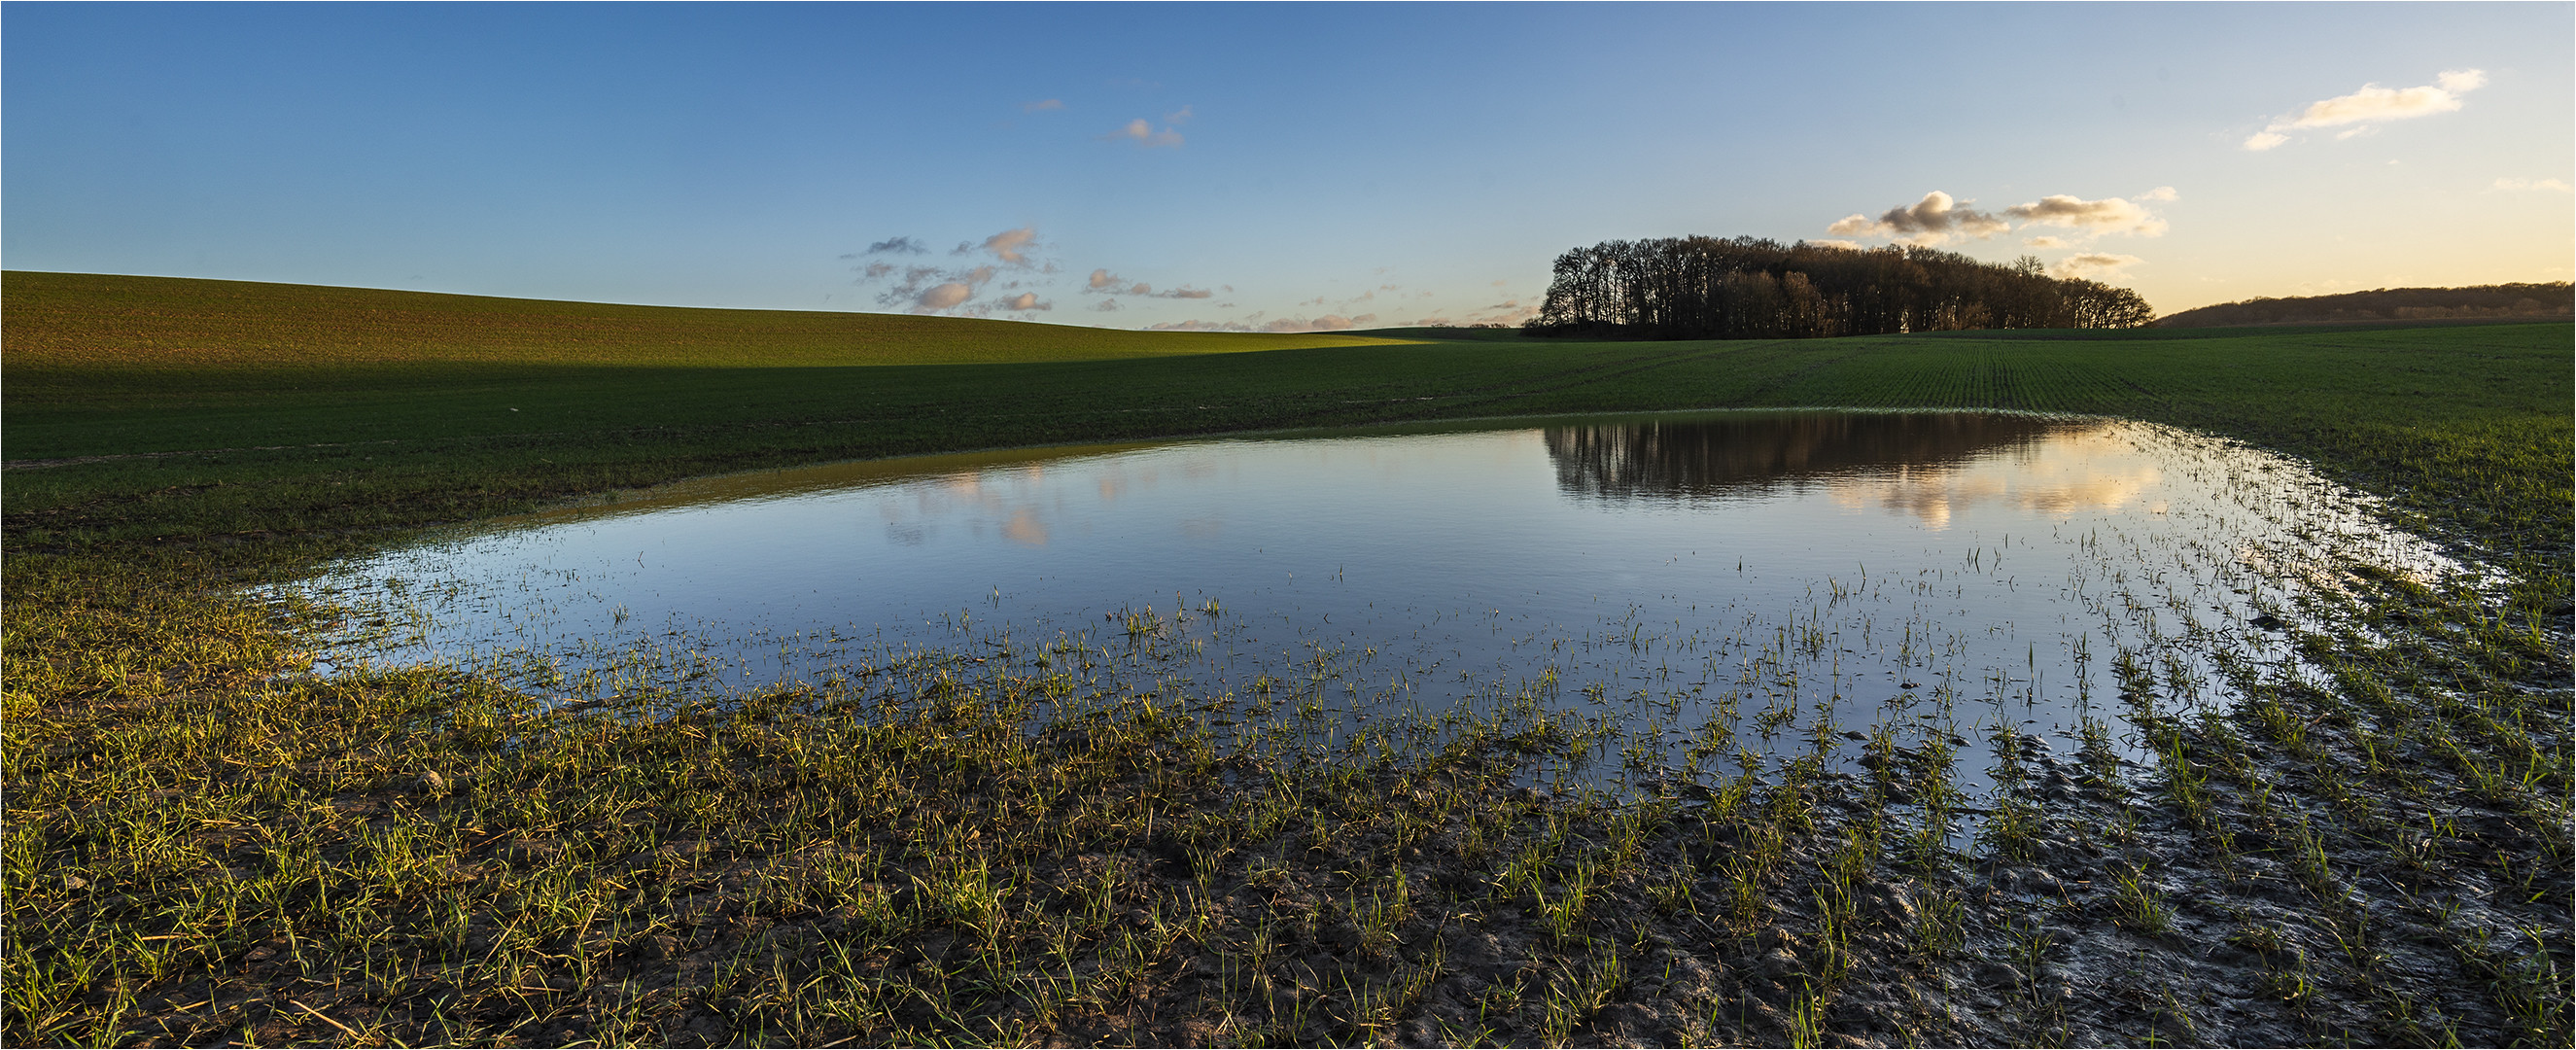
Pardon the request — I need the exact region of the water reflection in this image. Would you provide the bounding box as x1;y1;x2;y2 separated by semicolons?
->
1545;413;2063;501
1547;415;2170;529
288;410;2465;799
1827;427;2167;527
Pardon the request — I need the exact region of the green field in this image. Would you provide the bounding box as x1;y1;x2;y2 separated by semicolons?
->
9;271;2568;557
5;273;2568;1046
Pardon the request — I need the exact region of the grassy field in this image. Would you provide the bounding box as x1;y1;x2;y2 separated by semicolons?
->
5;273;2569;1046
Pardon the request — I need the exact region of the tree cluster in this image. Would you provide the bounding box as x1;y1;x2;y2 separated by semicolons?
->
2155;283;2573;328
1525;236;2153;339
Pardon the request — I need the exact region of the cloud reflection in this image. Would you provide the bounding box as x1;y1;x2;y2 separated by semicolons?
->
1826;428;2162;527
1547;415;2161;528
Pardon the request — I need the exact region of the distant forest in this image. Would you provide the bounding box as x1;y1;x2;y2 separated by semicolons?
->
1525;237;2154;339
2155;283;2574;328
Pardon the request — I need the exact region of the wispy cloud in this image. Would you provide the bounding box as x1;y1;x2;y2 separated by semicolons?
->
2245;69;2485;151
2496;176;2574;192
1083;267;1212;298
1023;98;1064;113
1828;192;2009;244
1258;313;1376;332
2003;193;2168;237
2051;253;2143;280
1145;319;1254;332
854;228;1047;314
1105;118;1184;148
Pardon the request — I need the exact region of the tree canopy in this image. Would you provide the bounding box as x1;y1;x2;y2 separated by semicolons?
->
1525;236;2153;339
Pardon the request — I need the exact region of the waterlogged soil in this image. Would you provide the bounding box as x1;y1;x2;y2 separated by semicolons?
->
35;586;2555;1044
20;555;2565;1049
13;411;2567;1048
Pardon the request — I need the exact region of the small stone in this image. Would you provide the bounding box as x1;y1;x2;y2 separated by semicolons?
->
61;873;87;892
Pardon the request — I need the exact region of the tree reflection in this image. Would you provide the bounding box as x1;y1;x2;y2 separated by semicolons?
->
1544;413;2070;500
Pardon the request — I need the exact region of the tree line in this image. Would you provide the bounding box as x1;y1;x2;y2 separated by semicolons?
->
1525;236;2154;339
2155;283;2572;328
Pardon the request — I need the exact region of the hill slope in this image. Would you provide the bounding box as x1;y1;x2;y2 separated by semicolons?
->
2158;282;2572;328
0;271;1416;372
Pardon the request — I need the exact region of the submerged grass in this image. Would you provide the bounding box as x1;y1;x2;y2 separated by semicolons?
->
4;275;2569;1045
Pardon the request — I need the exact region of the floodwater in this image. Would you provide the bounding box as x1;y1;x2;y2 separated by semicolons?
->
291;410;2463;787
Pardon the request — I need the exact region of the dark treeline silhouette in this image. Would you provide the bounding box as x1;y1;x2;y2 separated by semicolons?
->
2156;283;2573;328
1545;413;2071;501
1526;236;2154;339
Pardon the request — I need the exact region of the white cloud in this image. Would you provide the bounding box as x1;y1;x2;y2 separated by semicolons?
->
917;283;974;310
2050;253;2143;280
1001;293;1050;310
980;228;1039;265
861;257;1004;314
1085;269;1148;295
1826;191;2009;244
2496;177;2575;192
1106;118;1184;148
1829;189;2170;246
1023;99;1065;113
1092;298;1121;312
2004;193;2168;237
2245;69;2485;151
2289;79;2474;127
1145;319;1254;332
1803;239;1866;251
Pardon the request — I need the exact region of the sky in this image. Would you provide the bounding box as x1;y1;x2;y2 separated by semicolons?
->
6;3;2569;330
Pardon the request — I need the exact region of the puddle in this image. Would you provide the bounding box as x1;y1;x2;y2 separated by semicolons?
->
282;410;2468;790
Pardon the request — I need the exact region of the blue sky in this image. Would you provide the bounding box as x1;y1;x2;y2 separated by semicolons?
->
6;3;2568;329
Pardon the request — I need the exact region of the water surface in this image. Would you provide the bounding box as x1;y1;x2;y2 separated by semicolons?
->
296;411;2458;786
